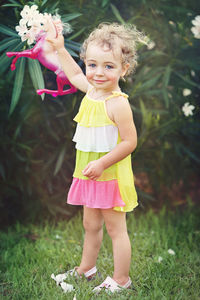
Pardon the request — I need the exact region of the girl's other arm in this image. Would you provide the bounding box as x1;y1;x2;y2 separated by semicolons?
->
83;98;137;180
46;34;89;93
100;98;137;168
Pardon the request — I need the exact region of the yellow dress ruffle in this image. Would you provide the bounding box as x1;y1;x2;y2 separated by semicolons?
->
74;96;116;127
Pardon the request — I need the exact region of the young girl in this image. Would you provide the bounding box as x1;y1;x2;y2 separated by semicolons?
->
48;22;144;293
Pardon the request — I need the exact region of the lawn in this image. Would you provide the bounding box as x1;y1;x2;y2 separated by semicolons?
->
0;201;200;300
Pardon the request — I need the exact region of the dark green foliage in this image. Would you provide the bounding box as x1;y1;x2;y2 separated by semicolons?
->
0;0;199;225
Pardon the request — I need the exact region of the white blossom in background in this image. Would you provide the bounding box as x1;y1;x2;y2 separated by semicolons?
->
143;36;156;50
169;20;176;27
183;88;192;96
182;102;195;116
55;234;62;239
168;249;175;255
147;41;155;50
191;70;195;77
158;256;163;263
191;15;200;39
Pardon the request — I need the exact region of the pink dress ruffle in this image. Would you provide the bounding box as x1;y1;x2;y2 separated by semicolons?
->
67;178;125;209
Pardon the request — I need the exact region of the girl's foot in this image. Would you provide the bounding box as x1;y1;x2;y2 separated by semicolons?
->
67;266;97;280
51;266;97;285
93;276;132;293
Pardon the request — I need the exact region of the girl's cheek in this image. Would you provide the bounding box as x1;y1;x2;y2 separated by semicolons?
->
106;74;118;83
86;70;93;80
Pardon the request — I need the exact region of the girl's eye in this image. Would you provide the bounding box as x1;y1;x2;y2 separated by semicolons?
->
88;63;96;68
105;65;113;69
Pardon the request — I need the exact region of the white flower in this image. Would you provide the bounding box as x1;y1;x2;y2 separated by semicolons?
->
147;41;155;50
28;13;45;27
60;282;74;293
20;5;39;21
158;256;163;263
168;249;175;255
191;70;195;77
19;18;27;27
183;88;192;96
73;295;77;300
191;15;200;39
55;234;62;239
25;29;36;45
51;273;67;285
182;102;195;116
15;24;27;37
143;36;155;49
169;20;176;26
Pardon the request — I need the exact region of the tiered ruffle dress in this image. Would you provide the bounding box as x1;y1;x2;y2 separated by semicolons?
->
67;90;138;212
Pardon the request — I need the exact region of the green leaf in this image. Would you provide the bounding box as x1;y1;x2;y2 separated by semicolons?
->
180;145;200;163
66;41;80;52
162;65;171;87
61;13;82;22
0;41;24;74
0;25;18;37
67;48;79;57
7;0;21;4
162;89;170;108
67;28;85;41
16;142;32;151
54;145;66;176
174;71;200;89
2;3;22;7
0;164;5;180
9;57;26;116
136;73;162;91
28;59;45;100
49;1;59;11
42;0;49;6
102;0;109;7
0;38;19;52
110;4;125;24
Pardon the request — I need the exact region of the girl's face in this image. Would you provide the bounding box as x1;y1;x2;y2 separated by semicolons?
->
85;42;129;92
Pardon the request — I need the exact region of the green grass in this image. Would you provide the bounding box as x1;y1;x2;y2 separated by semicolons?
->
1;202;200;300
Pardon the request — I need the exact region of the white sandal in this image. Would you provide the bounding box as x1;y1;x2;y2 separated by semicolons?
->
93;276;132;293
51;266;97;285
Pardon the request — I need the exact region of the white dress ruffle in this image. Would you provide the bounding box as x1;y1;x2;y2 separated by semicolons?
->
73;124;118;152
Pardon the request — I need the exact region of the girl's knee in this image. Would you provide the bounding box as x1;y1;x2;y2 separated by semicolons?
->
83;217;103;233
83;207;103;233
106;223;121;239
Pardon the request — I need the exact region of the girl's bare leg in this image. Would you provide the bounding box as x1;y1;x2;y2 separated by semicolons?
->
77;206;104;274
101;209;131;286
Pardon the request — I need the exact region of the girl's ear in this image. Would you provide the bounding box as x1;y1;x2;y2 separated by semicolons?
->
121;63;130;77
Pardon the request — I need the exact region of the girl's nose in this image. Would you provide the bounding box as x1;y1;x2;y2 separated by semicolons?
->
96;66;104;75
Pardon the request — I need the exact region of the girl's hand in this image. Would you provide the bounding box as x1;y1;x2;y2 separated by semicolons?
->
46;34;65;51
82;160;104;180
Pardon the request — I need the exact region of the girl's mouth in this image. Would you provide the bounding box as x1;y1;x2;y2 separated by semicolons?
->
94;79;106;84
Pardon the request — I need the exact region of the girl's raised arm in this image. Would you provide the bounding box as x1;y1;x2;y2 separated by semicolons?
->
47;34;89;93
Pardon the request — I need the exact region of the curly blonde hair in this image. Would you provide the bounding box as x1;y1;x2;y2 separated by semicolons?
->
80;22;147;75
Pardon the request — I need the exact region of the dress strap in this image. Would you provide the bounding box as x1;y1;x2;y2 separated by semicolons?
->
105;91;129;101
86;86;94;97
